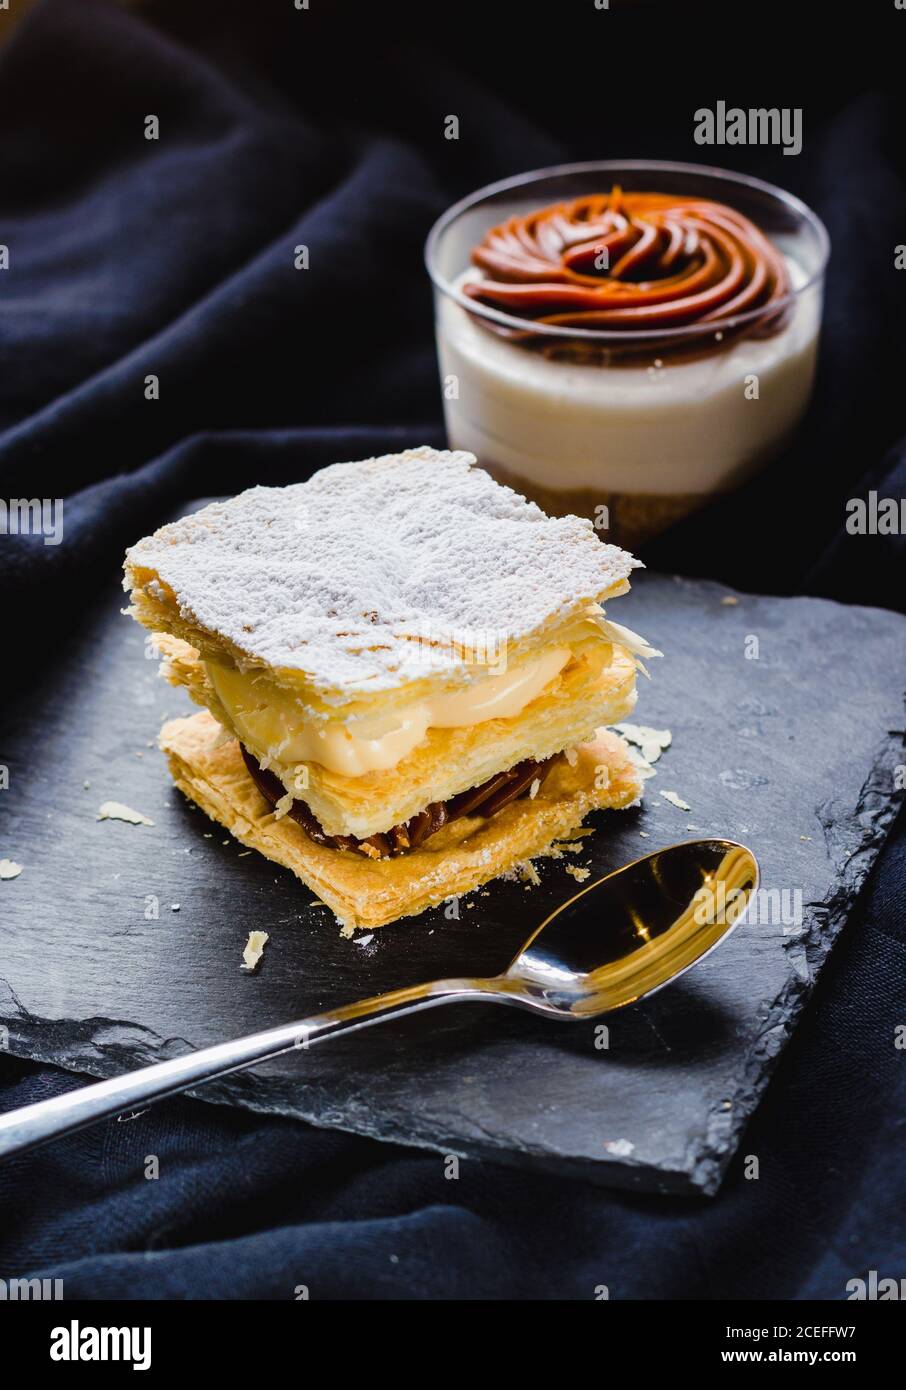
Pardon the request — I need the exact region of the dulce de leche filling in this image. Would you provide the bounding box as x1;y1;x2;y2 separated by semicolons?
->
464;187;790;336
242;744;561;859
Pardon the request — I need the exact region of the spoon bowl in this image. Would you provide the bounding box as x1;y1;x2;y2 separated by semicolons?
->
503;839;759;1018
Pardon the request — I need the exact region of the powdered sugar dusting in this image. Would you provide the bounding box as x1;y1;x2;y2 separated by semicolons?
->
125;448;638;695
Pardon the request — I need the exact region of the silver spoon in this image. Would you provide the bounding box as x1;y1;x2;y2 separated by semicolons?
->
0;838;757;1160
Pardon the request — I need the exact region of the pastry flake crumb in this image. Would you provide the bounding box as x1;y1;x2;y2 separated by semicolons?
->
720;595;739;606
354;933;375;947
273;791;294;821
518;860;541;886
604;1138;635;1157
613;722;672;764
660;790;691;812
624;745;658;780
241;930;269;971
97;801;155;826
0;858;23;880
529;777;541;800
563;747;579;768
565;865;591;882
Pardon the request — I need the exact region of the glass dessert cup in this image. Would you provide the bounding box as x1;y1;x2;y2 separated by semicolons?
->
426;160;829;548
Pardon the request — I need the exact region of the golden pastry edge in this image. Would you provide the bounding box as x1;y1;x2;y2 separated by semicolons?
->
159;710;643;931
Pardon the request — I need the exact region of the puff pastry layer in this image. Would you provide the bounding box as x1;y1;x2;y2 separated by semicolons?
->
160;711;642;930
124;447;639;718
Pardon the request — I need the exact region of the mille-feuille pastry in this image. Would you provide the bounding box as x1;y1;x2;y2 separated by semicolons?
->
123;448;658;930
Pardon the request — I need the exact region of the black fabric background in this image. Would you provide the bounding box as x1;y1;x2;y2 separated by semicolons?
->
0;0;903;1299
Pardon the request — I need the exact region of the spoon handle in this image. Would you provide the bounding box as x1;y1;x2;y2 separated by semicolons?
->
0;976;499;1161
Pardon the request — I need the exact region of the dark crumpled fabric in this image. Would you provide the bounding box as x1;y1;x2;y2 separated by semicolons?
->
0;0;903;1298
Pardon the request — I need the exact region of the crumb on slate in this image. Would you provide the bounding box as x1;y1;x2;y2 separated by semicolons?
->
241;930;269;972
565;865;591;882
97;801;154;826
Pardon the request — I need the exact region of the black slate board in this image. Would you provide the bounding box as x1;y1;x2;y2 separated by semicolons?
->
1;573;903;1194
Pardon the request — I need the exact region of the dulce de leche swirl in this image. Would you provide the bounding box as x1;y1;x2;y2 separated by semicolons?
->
464;188;790;335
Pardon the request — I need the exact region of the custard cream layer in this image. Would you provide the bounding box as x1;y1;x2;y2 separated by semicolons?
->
206;644;571;777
